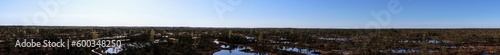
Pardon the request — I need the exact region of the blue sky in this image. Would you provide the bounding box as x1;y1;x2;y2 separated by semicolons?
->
0;0;499;28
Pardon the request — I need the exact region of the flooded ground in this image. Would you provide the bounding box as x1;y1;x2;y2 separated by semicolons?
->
214;45;264;55
1;27;500;55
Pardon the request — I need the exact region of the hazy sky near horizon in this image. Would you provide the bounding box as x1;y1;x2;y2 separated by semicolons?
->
1;0;499;28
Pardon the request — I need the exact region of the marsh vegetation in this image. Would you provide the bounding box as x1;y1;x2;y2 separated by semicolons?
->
0;26;499;55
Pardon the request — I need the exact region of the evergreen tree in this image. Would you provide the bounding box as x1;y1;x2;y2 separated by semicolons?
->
92;29;98;39
228;30;232;38
150;29;155;42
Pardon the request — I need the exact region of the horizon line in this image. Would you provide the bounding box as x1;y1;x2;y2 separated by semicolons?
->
2;25;500;29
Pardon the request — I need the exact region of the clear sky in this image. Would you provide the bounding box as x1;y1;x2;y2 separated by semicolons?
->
1;0;499;28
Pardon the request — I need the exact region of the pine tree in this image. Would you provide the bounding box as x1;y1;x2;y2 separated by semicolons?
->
35;28;39;37
22;30;26;37
128;31;132;35
228;30;232;38
35;28;39;33
257;32;264;44
12;33;16;37
5;33;10;41
190;31;194;37
421;33;428;55
194;37;199;49
150;29;155;42
92;29;98;39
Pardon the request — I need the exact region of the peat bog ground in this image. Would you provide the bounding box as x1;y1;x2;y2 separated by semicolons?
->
0;26;499;55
